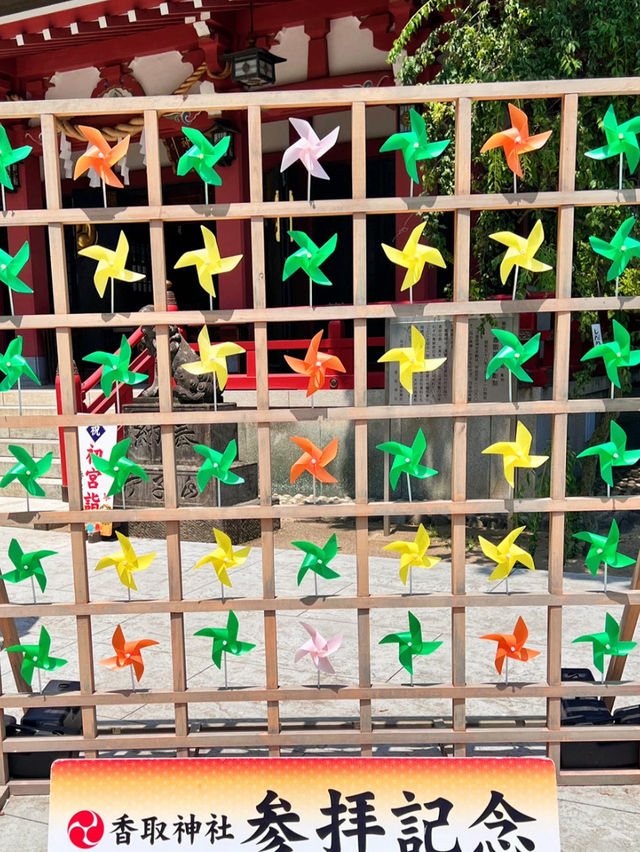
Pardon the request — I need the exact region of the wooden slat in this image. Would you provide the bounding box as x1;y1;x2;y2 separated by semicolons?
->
604;550;640;709
144;108;189;754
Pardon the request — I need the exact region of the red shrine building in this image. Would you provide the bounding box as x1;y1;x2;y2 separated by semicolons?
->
0;0;433;383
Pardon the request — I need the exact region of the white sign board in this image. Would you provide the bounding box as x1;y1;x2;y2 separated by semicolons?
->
78;424;117;536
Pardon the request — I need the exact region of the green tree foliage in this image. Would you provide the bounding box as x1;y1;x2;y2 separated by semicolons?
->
389;0;640;302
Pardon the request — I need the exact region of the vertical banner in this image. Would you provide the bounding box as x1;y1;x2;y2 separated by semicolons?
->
78;425;117;536
49;757;561;850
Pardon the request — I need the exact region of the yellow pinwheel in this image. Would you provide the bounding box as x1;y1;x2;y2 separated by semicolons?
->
482;421;548;488
95;531;156;591
378;325;446;394
381;222;446;292
489;220;552;285
479;526;534;582
383;523;441;585
79;231;145;298
181;325;245;391
174;225;242;299
193;528;250;588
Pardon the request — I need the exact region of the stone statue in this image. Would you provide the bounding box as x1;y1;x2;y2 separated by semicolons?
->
138;305;221;404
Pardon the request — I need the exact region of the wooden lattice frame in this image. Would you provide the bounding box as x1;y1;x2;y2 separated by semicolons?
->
1;79;640;794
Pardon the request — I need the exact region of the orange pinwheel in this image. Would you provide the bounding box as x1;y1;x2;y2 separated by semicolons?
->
290;436;338;484
73;125;130;188
99;624;158;682
284;331;346;397
480;104;552;178
481;616;540;675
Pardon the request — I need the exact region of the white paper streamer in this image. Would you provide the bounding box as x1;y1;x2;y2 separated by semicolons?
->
88;169;101;188
59;132;73;179
118;149;130;186
139;128;146;166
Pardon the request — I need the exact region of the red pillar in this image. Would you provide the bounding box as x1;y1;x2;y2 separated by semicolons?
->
215;117;251;310
6;126;50;380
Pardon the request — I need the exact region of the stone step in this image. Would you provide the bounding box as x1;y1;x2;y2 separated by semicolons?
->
0;387;57;406
0;437;60;458
0;455;63;479
0;425;61;439
0;477;63;500
0;405;59;417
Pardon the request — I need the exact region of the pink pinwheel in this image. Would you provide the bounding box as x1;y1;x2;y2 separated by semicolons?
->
294;622;342;674
281;118;339;181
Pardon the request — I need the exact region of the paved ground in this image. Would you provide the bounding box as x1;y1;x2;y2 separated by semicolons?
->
0;520;639;849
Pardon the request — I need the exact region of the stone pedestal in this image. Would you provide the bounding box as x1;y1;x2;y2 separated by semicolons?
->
116;400;263;542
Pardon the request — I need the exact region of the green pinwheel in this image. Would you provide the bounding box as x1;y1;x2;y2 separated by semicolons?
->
83;334;148;397
379;108;450;185
90;438;148;497
0;445;53;497
292;534;340;585
1;538;56;593
0;336;40;391
193;439;245;492
589;216;640;281
586;105;640;174
577;420;640;488
377;428;437;490
194;610;255;669
4;625;67;686
0;241;31;294
486;329;541;383
283;231;337;286
379;611;442;675
176;127;230;186
0;124;31;191
581;319;640;388
573;519;634;579
573;612;636;676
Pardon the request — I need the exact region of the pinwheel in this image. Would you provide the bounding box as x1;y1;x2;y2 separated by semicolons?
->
193;528;250;598
581;319;640;389
289;436;338;485
573;519;635;590
1;538;56;594
589;216;640;283
585;105;640;178
73;124;130;189
378;325;446;395
379;611;442;679
83;334;148;401
376;428;438;495
95;531;156;592
481;616;540;682
294;622;342;680
0;336;41;392
181;325;244;399
480;103;552;179
490;220;552;296
177;126;230;187
573;612;636;680
0;241;31;297
478;526;534;592
90;438;149;497
193;439;245;492
284;330;346;397
0;123;31;194
280;117;339;183
99;624;158;683
379;107;450;187
174;225;242;304
4;625;67;687
383;523;440;589
283;230;337;290
482;421;548;488
292;534;340;589
381;222;446;298
78;231;145;301
0;444;53;498
194;610;255;686
577;420;640;488
486;329;541;384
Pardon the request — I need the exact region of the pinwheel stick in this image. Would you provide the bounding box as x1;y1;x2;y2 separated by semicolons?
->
223;651;228;689
102;180;107;210
505;655;509;686
126;587;136;691
28;576;42;691
512;266;519;301
1;183;5;213
220;578;225;603
619;152;624;193
205;182;209;207
314;572;318;597
406;472;413;503
604;561;609;594
213;373;217;413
